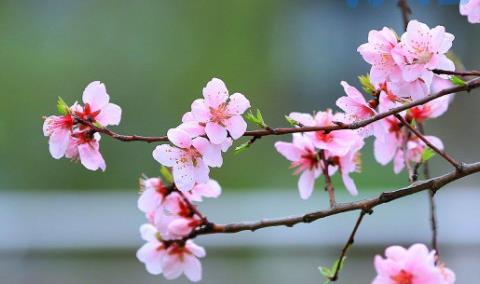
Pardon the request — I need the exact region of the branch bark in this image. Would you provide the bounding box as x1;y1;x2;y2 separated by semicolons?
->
196;162;480;236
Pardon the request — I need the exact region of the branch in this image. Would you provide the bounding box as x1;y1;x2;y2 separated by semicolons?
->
329;210;369;281
394;114;463;171
397;0;411;31
433;69;480;77
76;77;480;144
320;151;336;208
196;162;480;235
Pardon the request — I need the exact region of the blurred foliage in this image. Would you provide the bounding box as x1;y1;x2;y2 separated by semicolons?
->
1;0;479;192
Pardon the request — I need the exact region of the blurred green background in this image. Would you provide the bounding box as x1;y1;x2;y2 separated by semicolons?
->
2;0;480;193
2;1;480;284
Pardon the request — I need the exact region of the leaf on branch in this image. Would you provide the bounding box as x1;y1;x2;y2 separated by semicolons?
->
245;108;267;128
318;256;346;283
234;141;250;155
450;75;465;86
358;74;376;94
57;96;70;115
410;118;416;127
285;115;298;127
160;166;173;183
422;147;436;162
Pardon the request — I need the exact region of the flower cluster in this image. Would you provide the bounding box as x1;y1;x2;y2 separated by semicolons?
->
373;243;455;284
136;78;250;281
275;110;364;199
275;20;455;199
460;0;480;24
43;81;122;171
136;176;220;281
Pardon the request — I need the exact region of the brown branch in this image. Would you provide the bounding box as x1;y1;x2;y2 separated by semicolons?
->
417;122;439;259
394;114;463;171
330;210;369;281
320;151;336;208
433;69;480;77
196;162;480;235
398;0;411;31
76;77;480;144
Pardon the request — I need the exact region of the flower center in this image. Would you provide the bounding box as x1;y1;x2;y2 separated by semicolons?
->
315;131;333;143
391;270;414;284
209;104;229;124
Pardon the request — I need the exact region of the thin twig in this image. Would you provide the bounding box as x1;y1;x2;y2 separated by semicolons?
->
75;77;480;144
418;122;439;259
395;114;463;171
320;151;336;208
195;162;480;236
398;0;411;31
329;210;369;281
433;69;480;77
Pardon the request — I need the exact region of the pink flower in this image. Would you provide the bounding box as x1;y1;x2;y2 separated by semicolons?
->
275;134;322;199
374;116;405;167
190;78;250;144
138;178;170;214
357;27;402;85
43;114;74;159
74;81;122;127
186;179;222;202
409;95;450;123
329;135;365;196
155;192;202;240
392;20;455;86
337;81;385;138
153;128;229;191
162;240;206;282
289;110;358;156
372;243;454;284
136;224;166;275
65;132;106;171
460;0;480;24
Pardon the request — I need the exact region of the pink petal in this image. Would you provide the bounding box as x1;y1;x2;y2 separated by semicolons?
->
77;140;106;171
82;81;110;111
191;99;210;123
168;218;193;237
48;128;71;159
202;78;228;108
227;93;250;115
152;144;183;167
96;103;122;126
136;243;164;275
183;255;202;282
274;141;302;162
205;122;228;144
298;170;316;200
193;159;210;184
374;135;397;165
192;180;221;200
342;172;358;196
288;112;315;126
138;188;161;213
139;224;158;242
225;115;247;140
173;162;196;192
162;254;184;280
167;128;192;148
186;240;206;257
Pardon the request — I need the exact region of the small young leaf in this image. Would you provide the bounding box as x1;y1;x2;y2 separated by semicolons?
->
57;96;69;115
410;118;416;127
285;115;298;127
358;74;376;94
234;141;250;154
422;147;436;162
160;166;173;183
245;109;266;128
319;266;332;278
450;75;465;86
256;109;266;127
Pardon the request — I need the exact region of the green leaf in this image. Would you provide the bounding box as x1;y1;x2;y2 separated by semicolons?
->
422;147;436;162
234;141;250;154
160;166;173;183
358;74;376;94
410;118;416;127
57;96;69;115
245;109;266;128
450;75;465;86
285;115;298;127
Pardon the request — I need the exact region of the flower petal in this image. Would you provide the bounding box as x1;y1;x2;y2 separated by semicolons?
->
82;81;110;111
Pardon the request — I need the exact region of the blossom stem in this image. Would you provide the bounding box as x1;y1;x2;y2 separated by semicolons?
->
329;210;370;282
320;151;336;208
394;114;463;171
397;0;411;31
